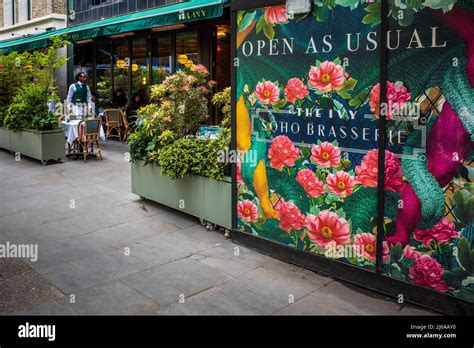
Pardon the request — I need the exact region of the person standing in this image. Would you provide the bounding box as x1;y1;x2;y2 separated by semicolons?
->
66;72;93;119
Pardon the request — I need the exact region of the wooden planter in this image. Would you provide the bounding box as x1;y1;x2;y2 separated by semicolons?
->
0;127;65;165
131;160;232;229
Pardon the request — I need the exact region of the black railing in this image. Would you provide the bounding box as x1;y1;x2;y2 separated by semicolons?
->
69;0;185;26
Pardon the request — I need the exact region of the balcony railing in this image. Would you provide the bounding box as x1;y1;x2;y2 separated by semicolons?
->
69;0;185;26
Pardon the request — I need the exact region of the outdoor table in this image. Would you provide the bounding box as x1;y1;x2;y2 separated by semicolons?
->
60;119;105;145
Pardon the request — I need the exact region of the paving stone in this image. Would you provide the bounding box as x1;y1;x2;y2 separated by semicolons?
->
196;244;273;277
77;216;178;250
48;281;160;315
276;281;403;315
121;258;232;306
38;250;151;293
23;236;105;270
155;288;260;315
217;264;331;314
396;305;438;316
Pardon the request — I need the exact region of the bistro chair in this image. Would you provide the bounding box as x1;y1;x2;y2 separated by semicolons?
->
104;109;123;142
121;110;132;144
78;118;103;163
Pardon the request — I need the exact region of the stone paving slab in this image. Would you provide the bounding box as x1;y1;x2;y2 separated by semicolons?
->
37;249;152;293
121;258;232;307
216;261;333;315
154;287;260;315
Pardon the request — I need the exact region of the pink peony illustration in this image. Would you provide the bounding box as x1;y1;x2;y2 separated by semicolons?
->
296;169;325;198
354;233;389;261
414;217;459;247
236;156;246;187
355;149;405;192
237;200;259;223
256;81;280;105
276;199;306;233
308;61;345;92
268;135;301;171
311;142;341;168
326;171;355;198
284;78;309;103
409;254;451;292
306;210;351;248
403;245;424;260
369;81;412;120
265;5;288;24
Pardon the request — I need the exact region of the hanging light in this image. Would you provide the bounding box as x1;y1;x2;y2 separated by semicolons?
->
116;60;126;69
177;54;188;65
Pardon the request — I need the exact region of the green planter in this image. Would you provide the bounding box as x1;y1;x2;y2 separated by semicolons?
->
131;160;232;229
0;127;65;165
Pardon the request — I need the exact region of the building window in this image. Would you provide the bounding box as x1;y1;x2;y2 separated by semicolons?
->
175;31;199;70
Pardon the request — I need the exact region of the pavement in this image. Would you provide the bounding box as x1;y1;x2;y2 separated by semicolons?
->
0;141;435;316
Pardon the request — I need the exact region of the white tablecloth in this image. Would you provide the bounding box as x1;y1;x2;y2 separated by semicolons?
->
61;120;106;145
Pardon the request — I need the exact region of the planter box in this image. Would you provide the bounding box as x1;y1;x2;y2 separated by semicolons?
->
131;160;232;229
0;127;65;165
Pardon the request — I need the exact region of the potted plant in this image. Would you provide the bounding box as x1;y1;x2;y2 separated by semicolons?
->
128;65;232;229
0;37;68;165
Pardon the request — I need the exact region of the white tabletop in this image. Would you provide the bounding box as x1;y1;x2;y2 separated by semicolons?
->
61;120;105;145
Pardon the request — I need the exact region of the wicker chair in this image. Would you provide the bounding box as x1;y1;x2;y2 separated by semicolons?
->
121;110;132;143
104;109;122;142
78;118;103;163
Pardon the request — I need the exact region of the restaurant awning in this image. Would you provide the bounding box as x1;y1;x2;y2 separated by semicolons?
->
0;0;228;54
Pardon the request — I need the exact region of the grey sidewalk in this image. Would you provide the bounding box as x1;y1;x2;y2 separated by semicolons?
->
0;142;434;316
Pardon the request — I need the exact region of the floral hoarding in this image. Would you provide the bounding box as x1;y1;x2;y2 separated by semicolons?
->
235;0;473;303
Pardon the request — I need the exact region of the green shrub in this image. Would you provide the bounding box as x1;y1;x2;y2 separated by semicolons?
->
128;125;152;162
3;84;57;131
212;87;231;128
158;129;231;180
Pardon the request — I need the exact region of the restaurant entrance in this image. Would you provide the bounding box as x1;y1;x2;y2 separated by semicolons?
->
72;18;231;122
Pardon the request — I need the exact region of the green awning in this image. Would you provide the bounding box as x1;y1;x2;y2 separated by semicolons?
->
0;0;227;54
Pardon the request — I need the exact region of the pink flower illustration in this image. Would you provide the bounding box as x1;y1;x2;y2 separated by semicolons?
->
414;217;459;247
403;245;424;260
311;142;341;168
265;5;288;24
236;156;246;187
409;254;451;292
296;169;325;198
284;78;309;103
308;61;345;92
354;233;389;261
276;199;306;233
256;81;280;105
237;200;259;223
326;171;355;198
370;81;412;120
355;149;405;192
306;210;351;248
268;135;301;171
